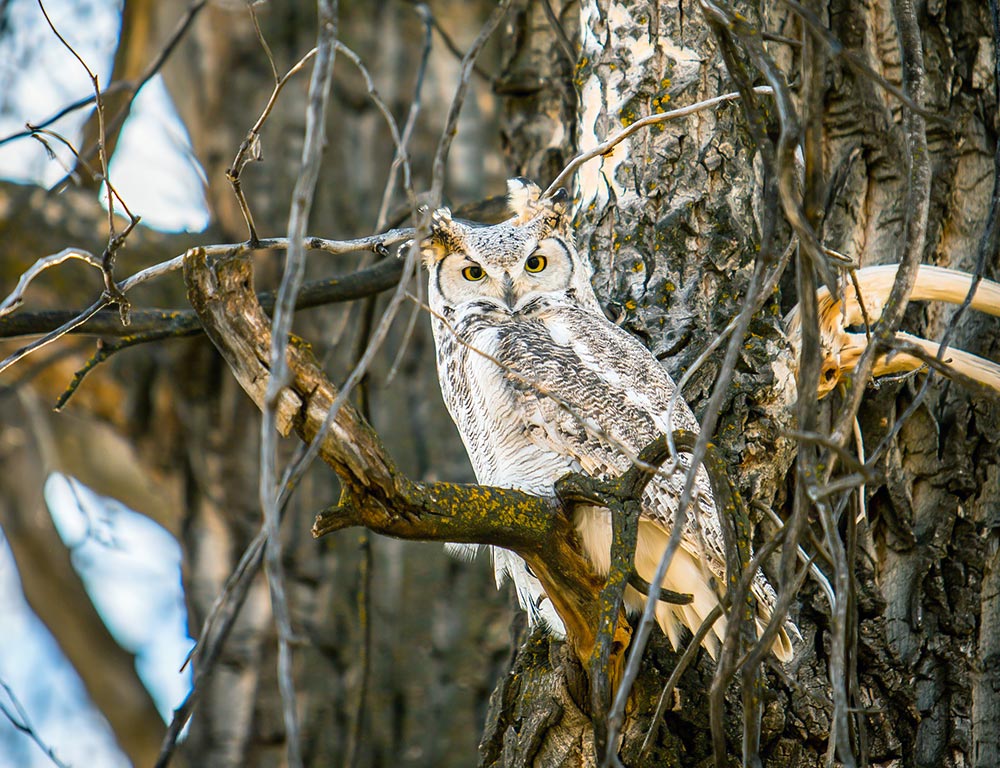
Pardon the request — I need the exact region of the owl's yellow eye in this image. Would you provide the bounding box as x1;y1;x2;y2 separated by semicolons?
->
524;254;547;273
462;265;486;281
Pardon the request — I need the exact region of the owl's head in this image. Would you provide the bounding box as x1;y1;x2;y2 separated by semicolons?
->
422;179;600;317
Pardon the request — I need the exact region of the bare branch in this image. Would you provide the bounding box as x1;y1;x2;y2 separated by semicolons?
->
335;41;414;208
783;0;938;120
429;0;512;206
44;0;209;195
155;530;267;767
638;605;724;758
0;255;408;347
825;0;931;450
274;247;417;510
539;0;576;66
258;3;339;765
545;87;775;197
375;2;433;231
608;243;774;761
227;47;319;242
246;0;280;84
426;9;494;83
0;299;109;377
0;679;70;768
0;0;206;149
701;0;838;293
0;249;102;318
0;232;411;386
36;0;140;321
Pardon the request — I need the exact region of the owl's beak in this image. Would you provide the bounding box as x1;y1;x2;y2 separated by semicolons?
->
501;273;517;311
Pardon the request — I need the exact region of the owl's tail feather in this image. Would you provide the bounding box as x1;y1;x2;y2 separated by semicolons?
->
631;523;796;662
761;616;796;663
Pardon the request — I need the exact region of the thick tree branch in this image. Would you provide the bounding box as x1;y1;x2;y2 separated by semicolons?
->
0;257;405;360
182;248;620;665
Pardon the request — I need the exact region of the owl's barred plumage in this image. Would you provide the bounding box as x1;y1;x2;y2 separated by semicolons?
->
423;178;795;661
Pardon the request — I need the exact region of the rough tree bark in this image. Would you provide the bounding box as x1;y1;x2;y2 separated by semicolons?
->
482;0;1000;766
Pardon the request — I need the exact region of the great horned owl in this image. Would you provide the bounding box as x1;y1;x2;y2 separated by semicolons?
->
422;178;794;661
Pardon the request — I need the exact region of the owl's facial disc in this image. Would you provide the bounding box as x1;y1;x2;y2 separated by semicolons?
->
433;236;575;314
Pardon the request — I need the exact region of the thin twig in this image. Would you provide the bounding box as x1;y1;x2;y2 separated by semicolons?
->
0;249;102;317
0;679;71;768
782;0;937;121
155;532;267;767
429;0;512;207
545;87;774;197
247;0;280;84
860;0;1000;468
271;30;427;508
0;299;108;376
259;4;338;767
0;0;208;146
377;4;433;383
28;127;100;180
780;429;871;477
46;0;209;194
227;47;320;242
608;234;776;761
426;10;493;82
36;0;140;322
24;119;136;224
335;41;413;207
539;0;576;66
760;506;836;608
375;2;432;231
0;81;129;147
825;0;930;451
638;605;724;757
702;0;838;293
334;29;435;754
818;491;855;765
0;232;409;378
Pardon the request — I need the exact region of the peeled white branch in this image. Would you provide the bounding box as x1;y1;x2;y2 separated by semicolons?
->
786;265;1000;397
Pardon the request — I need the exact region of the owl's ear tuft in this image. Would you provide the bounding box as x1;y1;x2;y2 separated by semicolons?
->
430;206;453;231
422;207;461;266
507;177;542;224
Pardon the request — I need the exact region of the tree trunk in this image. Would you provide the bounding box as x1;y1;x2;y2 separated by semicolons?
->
481;0;1000;765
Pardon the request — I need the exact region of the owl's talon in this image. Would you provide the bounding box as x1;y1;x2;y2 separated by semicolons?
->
554;472;614;508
